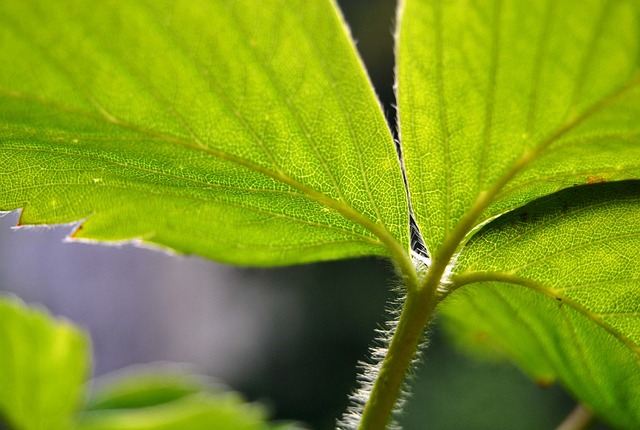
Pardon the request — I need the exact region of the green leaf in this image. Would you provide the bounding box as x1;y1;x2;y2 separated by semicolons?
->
397;0;640;253
444;182;640;429
76;369;298;430
0;295;89;430
398;1;640;426
0;298;300;430
0;0;408;266
83;369;204;411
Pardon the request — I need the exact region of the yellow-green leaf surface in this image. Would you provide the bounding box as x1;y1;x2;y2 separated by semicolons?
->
77;369;298;430
398;1;640;426
397;0;640;254
0;0;408;266
444;182;640;429
0;295;88;430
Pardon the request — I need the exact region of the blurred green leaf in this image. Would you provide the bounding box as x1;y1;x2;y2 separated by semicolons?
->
0;296;299;430
84;369;204;411
445;182;640;429
0;296;88;430
0;0;408;266
77;369;299;430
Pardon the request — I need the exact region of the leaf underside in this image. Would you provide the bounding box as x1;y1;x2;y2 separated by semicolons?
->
2;0;640;428
0;0;409;266
446;182;640;429
398;0;640;427
398;0;640;254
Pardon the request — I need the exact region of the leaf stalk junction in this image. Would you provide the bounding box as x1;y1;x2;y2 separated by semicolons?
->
355;145;549;429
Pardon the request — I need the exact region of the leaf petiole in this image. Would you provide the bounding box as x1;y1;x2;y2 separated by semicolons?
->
557;404;596;430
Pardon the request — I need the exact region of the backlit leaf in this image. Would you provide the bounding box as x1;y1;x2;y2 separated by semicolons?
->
397;0;640;253
398;0;640;427
444;182;640;429
0;0;408;266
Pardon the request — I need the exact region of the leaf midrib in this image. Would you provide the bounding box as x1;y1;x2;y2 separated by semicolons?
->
420;68;640;302
0;88;412;269
451;271;640;358
2;2;416;275
434;69;640;269
4;182;380;247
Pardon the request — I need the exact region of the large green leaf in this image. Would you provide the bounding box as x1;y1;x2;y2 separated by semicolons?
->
443;182;640;429
0;0;408;266
398;0;640;427
0;296;88;430
397;0;640;253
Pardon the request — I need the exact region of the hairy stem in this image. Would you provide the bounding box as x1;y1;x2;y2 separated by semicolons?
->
357;268;446;429
556;404;596;430
355;110;582;428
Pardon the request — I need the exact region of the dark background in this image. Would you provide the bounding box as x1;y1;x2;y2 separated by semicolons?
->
0;1;607;429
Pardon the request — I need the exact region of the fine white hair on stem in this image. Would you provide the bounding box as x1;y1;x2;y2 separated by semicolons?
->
337;298;401;430
337;286;430;430
438;250;461;295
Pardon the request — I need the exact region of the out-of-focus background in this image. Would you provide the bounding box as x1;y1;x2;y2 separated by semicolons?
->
0;1;605;429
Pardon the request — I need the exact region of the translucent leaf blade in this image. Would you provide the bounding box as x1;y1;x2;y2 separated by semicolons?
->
443;283;640;430
397;0;640;253
446;182;640;429
0;0;408;265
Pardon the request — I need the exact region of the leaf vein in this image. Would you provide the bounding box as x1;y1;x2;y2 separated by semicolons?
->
5;181;380;244
477;0;503;191
465;197;640;271
224;6;347;203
